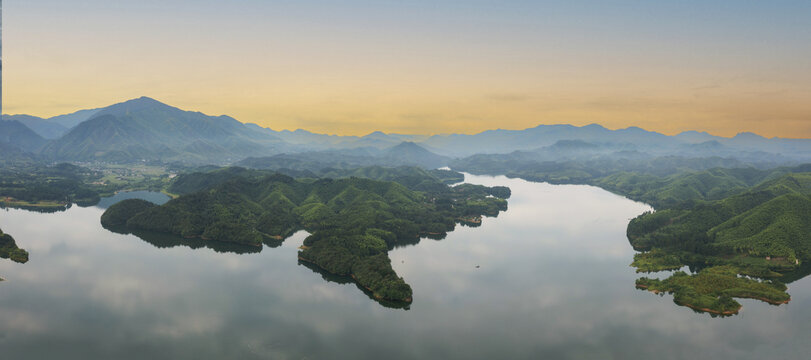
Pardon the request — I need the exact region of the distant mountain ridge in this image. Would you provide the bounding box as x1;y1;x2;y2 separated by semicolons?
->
39;97;283;163
4;96;810;165
2;115;68;139
383;141;449;169
0;120;48;152
2;107;101;140
237;141;449;171
47;108;102;129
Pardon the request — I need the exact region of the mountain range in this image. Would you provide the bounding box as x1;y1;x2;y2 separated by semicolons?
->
2;96;810;166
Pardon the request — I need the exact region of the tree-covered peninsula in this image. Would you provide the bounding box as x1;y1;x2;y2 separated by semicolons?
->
452;152;811;315
102;167;510;304
627;172;811;315
0;228;29;265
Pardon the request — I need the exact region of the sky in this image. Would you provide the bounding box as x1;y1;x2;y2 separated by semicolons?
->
3;0;811;137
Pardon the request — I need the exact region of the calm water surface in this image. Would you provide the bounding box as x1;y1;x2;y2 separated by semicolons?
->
0;174;809;359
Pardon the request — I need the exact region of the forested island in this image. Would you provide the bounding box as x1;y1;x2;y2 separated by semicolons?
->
102;166;510;303
452;154;811;315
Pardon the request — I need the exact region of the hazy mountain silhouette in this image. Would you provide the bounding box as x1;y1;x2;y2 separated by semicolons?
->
6;97;809;165
675;130;717;144
0;120;48;152
47;108;101;129
383;141;449;168
40;97;282;163
246;124;425;151
238;141;448;171
2;115;68;139
418;123;675;157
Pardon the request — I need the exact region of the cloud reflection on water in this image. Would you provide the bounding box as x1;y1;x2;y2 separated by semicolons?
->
0;174;809;359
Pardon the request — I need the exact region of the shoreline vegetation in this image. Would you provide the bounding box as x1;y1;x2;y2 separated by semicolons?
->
635;266;791;316
452;156;811;316
101;166;510;305
4;150;806;314
0;227;29;266
1;197;67;208
0;162;174;212
3;95;809;315
624;171;810;315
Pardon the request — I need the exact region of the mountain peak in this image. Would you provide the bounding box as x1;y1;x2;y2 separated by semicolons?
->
117;96;164;106
621;126;646;132
390;141;421;149
384;141;449;168
678;130;711;136
733;131;766;140
100;97;176;115
582;123;607;130
675;130;717;144
386;141;441;157
88;97;185;123
363;131;389;139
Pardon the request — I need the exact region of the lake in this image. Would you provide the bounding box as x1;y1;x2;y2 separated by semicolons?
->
0;174;809;359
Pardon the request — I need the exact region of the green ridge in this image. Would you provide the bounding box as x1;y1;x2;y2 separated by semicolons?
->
103;167;510;304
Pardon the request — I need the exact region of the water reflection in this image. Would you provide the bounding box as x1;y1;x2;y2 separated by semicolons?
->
109;226;263;255
0;189;171;215
1;203;70;213
95;190;171;209
98;192;269;254
0;174;810;359
96;189;502;306
298;260;411;310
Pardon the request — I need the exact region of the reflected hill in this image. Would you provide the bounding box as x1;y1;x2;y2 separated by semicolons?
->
102;224;263;255
1;228;29;283
298;260;411;310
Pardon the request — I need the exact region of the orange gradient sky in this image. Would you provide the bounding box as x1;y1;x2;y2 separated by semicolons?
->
4;1;810;137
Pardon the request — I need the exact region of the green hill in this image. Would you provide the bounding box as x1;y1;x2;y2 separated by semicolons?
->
0;228;29;264
169;166;471;196
382;141;450;169
628;172;811;315
103;167;510;304
711;193;811;262
628;173;811;258
596;167;772;208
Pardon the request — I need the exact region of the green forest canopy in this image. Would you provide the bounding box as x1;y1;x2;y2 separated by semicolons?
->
0;228;29;264
103;166;510;304
452;153;811;315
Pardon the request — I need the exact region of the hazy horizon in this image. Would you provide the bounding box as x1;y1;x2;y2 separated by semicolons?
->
4;95;807;140
2;3;811;358
4;1;811;138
